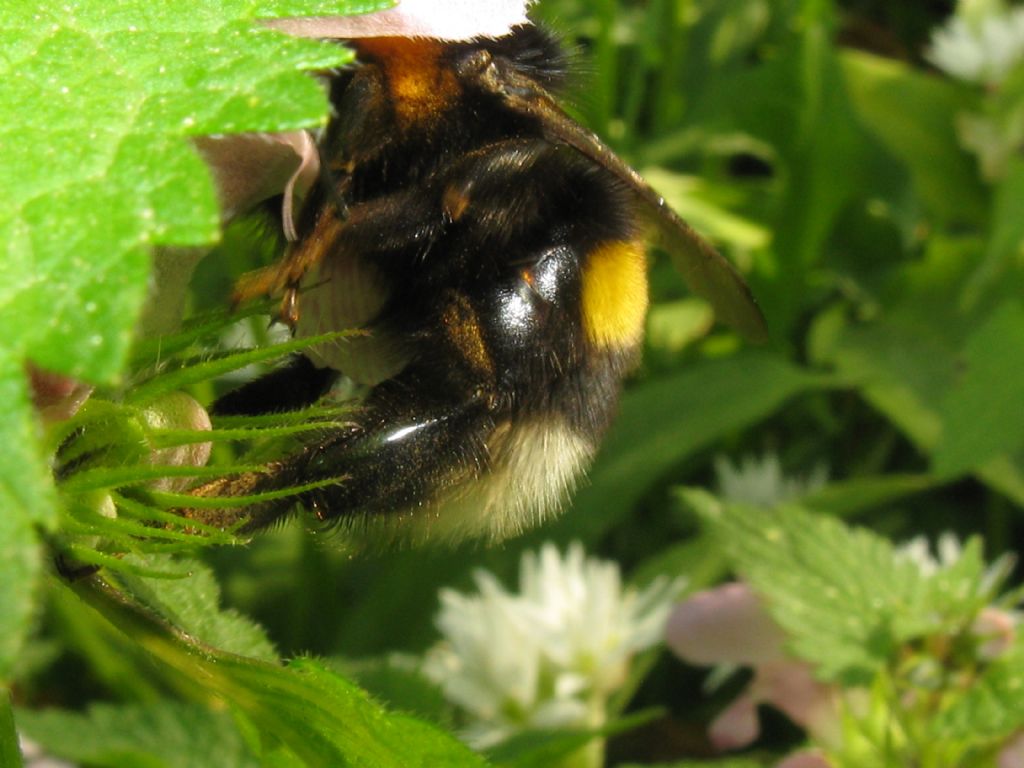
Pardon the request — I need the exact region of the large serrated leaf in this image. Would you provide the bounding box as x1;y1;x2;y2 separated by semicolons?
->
1;0;387;382
697;499;930;682
0;0;389;685
16;701;261;768
111;555;278;661
69;575;487;768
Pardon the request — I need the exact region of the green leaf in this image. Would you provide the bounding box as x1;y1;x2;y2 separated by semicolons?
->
111;555;277;661
800;474;936;518
0;354;52;681
334;654;452;729
934;643;1024;742
697;498;930;682
0;0;388;682
68;576;488;768
841;50;988;226
964;157;1024;304
933;301;1024;476
555;352;830;543
222;657;489;768
0;1;381;383
16;701;260;768
0;689;22;768
812;241;1024;508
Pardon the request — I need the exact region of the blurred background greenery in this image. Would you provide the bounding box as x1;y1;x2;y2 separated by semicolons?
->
15;0;1024;764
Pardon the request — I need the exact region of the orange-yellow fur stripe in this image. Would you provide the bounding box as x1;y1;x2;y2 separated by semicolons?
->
580;240;649;349
357;38;459;125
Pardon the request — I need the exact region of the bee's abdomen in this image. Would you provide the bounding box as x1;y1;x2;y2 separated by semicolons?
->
277;139;647;542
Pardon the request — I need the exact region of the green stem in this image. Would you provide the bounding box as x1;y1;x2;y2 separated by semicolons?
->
0;688;22;767
559;694;607;768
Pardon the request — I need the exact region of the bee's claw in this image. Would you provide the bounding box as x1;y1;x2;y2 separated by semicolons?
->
276;285;301;329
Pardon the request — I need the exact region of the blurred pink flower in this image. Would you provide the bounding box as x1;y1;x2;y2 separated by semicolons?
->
975;606;1018;660
667;580;1021;766
666;583;839;754
1001;732;1024;768
776;750;833;768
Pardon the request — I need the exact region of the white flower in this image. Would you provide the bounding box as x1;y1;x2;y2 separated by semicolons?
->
897;531;967;577
265;0;535;42
928;5;1024;86
897;531;1014;593
422;542;681;748
714;454;828;509
897;532;1019;657
19;737;75;768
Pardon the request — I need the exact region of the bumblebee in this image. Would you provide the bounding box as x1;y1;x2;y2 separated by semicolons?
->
195;23;766;543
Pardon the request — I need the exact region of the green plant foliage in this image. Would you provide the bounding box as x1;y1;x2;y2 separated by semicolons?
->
111;555;278;660
933;300;1024;476
935;642;1024;742
698;496;926;681
65;575;487;767
8;0;1024;765
696;495;1023;764
17;701;261;768
841;51;988;226
0;690;20;768
0;0;389;680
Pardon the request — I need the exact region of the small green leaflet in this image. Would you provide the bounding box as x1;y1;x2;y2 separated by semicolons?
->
934;642;1024;743
110;555;278;661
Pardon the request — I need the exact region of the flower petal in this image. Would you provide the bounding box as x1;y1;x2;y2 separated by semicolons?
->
709;690;760;751
666;583;787;666
264;0;534;42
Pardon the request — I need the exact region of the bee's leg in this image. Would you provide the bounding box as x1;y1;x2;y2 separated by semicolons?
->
233;181;442;319
211;355;339;416
183;360;499;536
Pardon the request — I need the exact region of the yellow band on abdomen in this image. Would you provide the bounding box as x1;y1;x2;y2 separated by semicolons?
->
580;239;649;349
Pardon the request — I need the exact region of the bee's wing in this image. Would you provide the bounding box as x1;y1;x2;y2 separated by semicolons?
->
478;64;768;343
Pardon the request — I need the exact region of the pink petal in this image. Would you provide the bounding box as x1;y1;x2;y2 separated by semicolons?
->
709;691;760;751
194;132;318;225
1000;732;1024;768
28;365;93;423
755;660;838;742
776;749;834;768
264;0;533;42
974;607;1017;660
666;583;787;665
